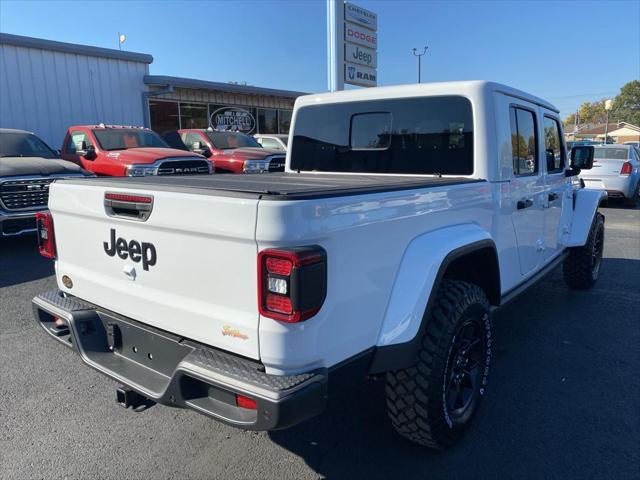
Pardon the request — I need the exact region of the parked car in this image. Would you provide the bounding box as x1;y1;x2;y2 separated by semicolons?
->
580;144;640;206
0;128;92;237
163;129;285;173
254;134;288;152
33;81;605;449
60;125;212;177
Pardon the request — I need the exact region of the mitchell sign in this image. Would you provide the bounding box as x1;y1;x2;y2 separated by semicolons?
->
210;107;256;133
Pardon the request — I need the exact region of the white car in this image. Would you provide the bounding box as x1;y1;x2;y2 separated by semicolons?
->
32;81;604;449
254;134;288;152
580;144;640;206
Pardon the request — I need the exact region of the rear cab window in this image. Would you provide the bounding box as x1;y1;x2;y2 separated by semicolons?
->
290;96;474;175
509;107;538;176
543;116;566;173
594;147;630;160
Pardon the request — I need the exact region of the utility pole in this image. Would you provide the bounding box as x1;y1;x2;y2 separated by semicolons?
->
412;46;428;83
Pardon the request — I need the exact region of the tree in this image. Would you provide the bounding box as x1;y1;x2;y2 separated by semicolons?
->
564;80;640;127
612;80;640;126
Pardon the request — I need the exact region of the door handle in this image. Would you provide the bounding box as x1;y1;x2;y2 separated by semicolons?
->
517;198;533;210
548;192;559;202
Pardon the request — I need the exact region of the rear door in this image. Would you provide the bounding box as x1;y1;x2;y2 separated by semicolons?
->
49;181;261;359
508;104;546;275
541;114;572;260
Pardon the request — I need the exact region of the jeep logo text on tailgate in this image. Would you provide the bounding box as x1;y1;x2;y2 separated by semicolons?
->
104;229;157;271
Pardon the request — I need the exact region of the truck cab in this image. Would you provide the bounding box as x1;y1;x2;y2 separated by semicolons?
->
61;125;212;176
164;129;285;174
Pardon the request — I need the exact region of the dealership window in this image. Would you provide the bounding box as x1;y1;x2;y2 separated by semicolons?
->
258;109;278;134
180;103;208;129
290;96;473;174
278;110;292;134
149;101;180;135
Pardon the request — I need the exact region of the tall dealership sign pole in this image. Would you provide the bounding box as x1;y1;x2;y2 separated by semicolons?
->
327;1;377;92
327;0;344;92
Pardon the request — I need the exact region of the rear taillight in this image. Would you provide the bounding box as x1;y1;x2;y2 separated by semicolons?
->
35;212;56;259
258;247;327;323
235;394;257;410
620;162;633;175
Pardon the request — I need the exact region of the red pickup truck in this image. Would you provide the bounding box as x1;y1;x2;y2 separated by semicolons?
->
163;129;285;174
61;125;212;176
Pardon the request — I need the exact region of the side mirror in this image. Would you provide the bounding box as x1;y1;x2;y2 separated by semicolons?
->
83;145;97;160
202;147;212;158
566;145;594;176
571;145;594;169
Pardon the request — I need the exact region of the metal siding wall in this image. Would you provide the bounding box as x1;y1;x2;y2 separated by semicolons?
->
0;44;148;147
159;87;296;110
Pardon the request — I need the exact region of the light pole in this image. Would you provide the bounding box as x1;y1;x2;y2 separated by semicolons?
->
603;99;613;144
412;46;428;83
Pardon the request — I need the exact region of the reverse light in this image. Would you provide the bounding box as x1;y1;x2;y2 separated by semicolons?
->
620;162;633;175
35;212;56;259
258;247;327;323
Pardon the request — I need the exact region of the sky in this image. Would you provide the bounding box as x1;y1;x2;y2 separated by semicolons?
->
1;0;639;118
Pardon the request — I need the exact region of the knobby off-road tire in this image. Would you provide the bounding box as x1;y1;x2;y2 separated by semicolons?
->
563;212;605;290
385;280;491;449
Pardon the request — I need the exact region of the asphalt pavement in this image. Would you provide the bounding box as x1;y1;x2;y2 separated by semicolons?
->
1;204;638;480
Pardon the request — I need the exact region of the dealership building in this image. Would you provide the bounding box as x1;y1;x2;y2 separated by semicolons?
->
0;33;304;147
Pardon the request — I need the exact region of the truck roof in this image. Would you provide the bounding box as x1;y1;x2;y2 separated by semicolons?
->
296;80;559;114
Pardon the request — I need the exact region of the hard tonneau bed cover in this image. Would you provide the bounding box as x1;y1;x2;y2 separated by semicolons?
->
58;173;484;200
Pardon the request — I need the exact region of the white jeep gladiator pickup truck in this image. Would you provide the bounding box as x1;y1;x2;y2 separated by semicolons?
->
33;81;606;449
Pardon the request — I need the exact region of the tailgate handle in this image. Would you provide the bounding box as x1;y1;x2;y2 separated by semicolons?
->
104;192;154;221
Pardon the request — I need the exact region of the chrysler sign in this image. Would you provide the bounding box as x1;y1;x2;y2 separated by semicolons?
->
345;2;377;30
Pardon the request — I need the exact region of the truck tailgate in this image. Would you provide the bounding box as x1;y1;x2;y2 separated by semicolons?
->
48;181;260;359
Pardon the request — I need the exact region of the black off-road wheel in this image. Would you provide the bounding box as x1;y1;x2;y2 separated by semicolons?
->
563;212;605;290
385;280;491;449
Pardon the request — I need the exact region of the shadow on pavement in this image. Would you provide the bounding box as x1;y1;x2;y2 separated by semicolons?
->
0;235;54;288
269;258;640;478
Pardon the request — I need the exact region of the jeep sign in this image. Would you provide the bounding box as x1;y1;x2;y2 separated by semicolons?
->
210;107;256;134
345;43;377;68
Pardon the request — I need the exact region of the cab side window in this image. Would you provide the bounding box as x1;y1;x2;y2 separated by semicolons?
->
543;116;565;173
509;107;538;176
64;131;92;155
259;137;283;150
181;133;205;151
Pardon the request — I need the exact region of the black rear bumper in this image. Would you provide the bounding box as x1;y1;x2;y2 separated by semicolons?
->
32;290;327;430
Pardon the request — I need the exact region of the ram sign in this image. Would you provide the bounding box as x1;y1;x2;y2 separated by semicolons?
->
344;63;377;88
